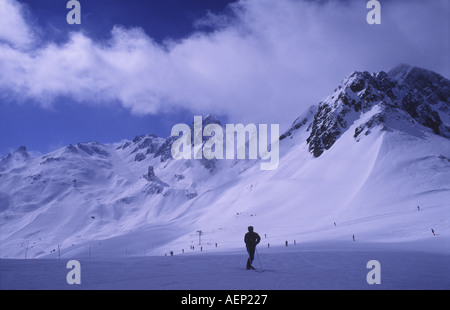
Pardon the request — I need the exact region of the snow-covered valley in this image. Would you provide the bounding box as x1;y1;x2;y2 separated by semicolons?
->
1;65;449;290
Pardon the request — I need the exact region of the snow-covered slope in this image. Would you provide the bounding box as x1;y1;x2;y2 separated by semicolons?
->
1;65;449;259
2;241;449;289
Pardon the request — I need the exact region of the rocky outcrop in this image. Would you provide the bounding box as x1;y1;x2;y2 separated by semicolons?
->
290;65;450;157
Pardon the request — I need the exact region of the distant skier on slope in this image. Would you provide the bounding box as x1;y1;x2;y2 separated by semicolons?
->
244;226;261;270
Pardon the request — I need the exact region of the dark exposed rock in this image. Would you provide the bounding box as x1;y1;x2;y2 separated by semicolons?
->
144;166;156;181
154;136;177;162
77;143;110;157
134;153;146;162
280;106;316;141
299;65;450;157
173;174;185;181
143;166;169;195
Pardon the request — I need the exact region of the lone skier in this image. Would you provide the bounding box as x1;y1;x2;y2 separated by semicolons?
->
244;226;261;270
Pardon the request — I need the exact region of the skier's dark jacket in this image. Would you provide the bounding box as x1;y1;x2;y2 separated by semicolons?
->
244;231;261;248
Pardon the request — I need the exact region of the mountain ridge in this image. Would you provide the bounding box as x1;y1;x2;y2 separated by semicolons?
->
294;64;450;157
1;64;449;259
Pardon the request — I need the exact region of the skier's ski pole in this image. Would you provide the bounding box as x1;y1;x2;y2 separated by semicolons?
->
255;247;262;270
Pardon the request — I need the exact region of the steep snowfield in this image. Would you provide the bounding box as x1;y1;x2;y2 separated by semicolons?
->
162;122;449;256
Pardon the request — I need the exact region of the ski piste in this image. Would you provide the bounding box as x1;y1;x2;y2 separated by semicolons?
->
237;267;266;273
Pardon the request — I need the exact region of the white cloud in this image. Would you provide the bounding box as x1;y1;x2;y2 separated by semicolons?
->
0;0;448;130
0;0;35;48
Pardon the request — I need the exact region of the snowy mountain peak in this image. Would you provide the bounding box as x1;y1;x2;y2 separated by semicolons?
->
388;64;449;91
299;65;450;157
8;145;30;158
388;63;414;82
201;114;222;126
0;146;31;172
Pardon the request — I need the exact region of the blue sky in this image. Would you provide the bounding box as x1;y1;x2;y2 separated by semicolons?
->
0;0;235;155
0;0;448;155
19;0;236;44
